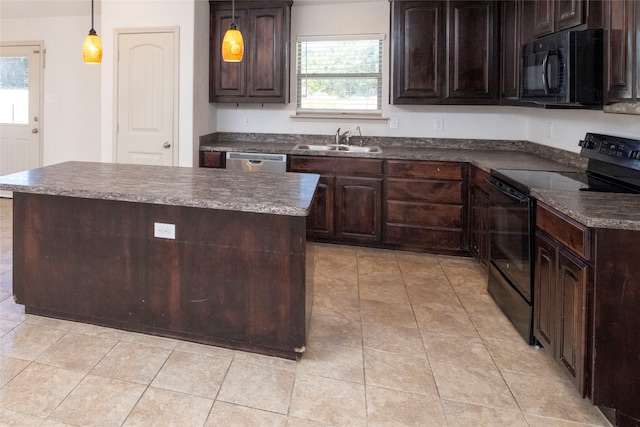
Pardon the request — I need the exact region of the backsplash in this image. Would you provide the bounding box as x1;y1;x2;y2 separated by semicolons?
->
199;132;588;170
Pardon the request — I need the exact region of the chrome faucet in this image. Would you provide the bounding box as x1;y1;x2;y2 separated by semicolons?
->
355;126;363;146
335;128;341;145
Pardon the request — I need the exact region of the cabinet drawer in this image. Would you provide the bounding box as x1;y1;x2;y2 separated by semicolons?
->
386;179;463;204
386;160;464;179
385;224;463;251
387;201;462;228
200;151;225;168
537;203;591;260
289;156;383;175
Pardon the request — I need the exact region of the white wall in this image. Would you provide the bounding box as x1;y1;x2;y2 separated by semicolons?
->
216;1;640;153
0;16;102;166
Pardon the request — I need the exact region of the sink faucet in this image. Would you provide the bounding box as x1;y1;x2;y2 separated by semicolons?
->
335;128;341;145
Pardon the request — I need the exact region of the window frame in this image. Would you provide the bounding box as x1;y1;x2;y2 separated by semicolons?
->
295;34;384;117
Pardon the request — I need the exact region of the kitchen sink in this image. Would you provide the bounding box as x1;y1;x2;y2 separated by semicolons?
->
293;143;382;154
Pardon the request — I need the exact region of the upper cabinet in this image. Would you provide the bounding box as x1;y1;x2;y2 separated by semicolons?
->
603;0;639;105
532;0;603;38
209;1;292;104
391;0;499;105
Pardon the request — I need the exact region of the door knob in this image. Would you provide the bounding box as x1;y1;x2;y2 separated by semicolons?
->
32;128;39;133
163;142;171;149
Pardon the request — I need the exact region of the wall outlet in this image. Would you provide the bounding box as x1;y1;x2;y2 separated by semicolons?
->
433;118;444;131
244;116;251;127
389;116;399;129
154;222;175;239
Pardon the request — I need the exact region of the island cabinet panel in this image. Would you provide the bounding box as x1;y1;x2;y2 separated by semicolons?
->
534;203;591;396
289;155;384;244
12;192;311;360
384;160;467;254
591;229;640;425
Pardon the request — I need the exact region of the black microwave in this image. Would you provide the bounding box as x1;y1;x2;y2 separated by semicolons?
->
520;29;603;106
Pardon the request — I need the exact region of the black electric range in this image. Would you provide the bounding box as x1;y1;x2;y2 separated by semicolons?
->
487;133;640;346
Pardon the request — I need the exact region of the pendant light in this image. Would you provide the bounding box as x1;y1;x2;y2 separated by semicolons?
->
82;0;102;64
221;0;244;62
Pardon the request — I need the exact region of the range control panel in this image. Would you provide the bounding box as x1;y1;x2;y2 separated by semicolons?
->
579;133;640;168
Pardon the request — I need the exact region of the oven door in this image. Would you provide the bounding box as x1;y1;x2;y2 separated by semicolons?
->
487;177;533;302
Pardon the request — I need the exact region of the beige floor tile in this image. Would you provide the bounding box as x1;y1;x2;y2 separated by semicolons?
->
36;331;117;373
232;350;298;371
205;401;287;427
312;286;361;321
366;385;447;427
0;297;25;322
470;311;525;343
40;420;77;427
286;417;335;427
0;407;45;426
296;341;364;384
91;341;171;384
362;322;426;358
0;323;67;361
119;331;179;350
174;340;236;360
0;363;85;417
217;360;295;414
359;299;417;329
363;349;438;397
308;313;362;348
358;281;409;305
524;413;610;427
430;360;519;411
49;374;146;427
484;337;566;378
503;372;608;425
71;322;127;340
414;302;479;337
24;315;76;331
123;386;213;427
0;318;20;338
289;373;366;427
442;399;529;427
455;288;505;317
405;281;461;307
423;331;495;369
0;354;30;387
151;350;231;398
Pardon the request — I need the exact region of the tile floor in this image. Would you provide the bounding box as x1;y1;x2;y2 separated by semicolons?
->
0;198;611;426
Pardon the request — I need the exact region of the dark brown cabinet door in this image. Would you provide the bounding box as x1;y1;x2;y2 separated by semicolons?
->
335;176;383;243
501;0;520;100
534;0;555;36
534;232;557;356
469;185;490;263
307;176;334;240
556;248;588;395
210;1;291;103
603;0;636;103
200;151;225;168
555;0;584;31
391;1;445;103
446;1;499;102
391;0;498;104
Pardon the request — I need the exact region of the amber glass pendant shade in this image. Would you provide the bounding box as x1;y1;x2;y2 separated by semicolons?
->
83;30;103;64
222;25;244;62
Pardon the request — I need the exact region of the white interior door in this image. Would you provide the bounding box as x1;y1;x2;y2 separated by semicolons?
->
116;30;178;166
0;43;42;197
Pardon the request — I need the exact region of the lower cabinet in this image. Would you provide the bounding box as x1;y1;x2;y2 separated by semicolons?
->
385;160;467;254
200;151;225;168
468;165;490;264
288;156;383;244
535;203;591;396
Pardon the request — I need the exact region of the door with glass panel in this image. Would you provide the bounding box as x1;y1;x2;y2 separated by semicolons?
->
0;43;42;197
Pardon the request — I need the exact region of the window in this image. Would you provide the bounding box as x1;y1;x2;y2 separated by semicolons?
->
0;56;29;124
296;35;383;115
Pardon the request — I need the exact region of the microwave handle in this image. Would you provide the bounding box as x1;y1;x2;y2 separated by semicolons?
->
542;51;550;94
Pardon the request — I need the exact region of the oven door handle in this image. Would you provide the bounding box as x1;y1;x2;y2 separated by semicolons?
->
487;177;530;204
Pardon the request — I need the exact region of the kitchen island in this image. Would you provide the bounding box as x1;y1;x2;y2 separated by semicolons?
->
0;161;319;360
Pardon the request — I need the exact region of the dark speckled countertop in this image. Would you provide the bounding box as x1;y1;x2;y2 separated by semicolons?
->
200;135;640;231
0;161;320;217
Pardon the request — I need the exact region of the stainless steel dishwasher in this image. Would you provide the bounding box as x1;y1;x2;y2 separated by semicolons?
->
225;152;287;172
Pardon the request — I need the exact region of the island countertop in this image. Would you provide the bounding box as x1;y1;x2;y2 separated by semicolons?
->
0;161;320;216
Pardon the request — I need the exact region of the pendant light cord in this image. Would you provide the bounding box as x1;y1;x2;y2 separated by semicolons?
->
91;0;95;31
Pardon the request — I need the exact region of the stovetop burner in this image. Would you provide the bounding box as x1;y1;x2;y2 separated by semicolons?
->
493;133;640;195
